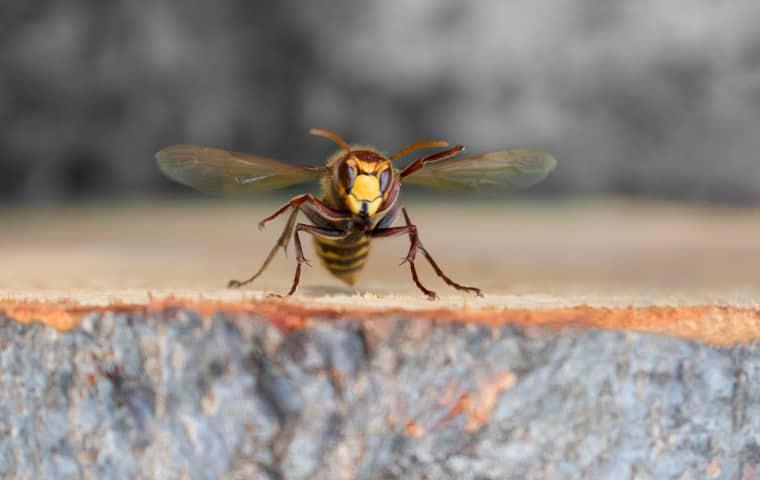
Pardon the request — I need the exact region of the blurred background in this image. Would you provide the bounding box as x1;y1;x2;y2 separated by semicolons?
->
2;0;760;205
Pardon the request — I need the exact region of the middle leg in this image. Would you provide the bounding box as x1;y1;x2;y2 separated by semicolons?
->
275;223;348;297
370;223;437;299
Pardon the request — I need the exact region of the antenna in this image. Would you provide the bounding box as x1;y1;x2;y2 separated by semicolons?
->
389;139;449;161
309;128;351;153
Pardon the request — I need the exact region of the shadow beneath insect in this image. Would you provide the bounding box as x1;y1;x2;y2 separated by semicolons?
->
299;285;400;297
299;285;356;296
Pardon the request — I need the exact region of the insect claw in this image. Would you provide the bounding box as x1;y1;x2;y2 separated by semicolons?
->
458;286;483;297
426;291;439;301
228;279;242;288
258;222;266;231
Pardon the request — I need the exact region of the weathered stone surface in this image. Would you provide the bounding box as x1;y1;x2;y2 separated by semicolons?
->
1;311;758;479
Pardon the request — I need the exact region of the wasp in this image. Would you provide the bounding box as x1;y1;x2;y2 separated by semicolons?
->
156;128;556;299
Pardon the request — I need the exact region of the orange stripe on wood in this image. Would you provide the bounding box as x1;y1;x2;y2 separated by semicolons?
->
1;299;759;346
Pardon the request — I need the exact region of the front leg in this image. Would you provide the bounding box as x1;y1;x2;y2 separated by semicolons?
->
258;193;350;230
400;145;464;178
274;223;348;297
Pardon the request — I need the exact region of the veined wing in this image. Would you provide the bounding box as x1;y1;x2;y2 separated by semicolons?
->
156;145;326;195
403;149;556;191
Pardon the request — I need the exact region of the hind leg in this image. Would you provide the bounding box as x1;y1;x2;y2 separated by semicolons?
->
228;208;300;288
402;208;482;297
370;207;482;299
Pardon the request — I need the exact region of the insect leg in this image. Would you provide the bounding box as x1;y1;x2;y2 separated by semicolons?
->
370;223;437;299
275;224;348;297
402;208;483;297
227;207;300;288
258;194;349;230
400;145;464;178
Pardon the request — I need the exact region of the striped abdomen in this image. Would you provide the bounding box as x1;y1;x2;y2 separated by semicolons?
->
313;233;370;285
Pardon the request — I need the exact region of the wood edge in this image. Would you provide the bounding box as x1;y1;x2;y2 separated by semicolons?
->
1;297;759;346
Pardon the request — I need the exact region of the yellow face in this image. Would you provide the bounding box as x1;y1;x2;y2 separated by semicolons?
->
338;152;393;218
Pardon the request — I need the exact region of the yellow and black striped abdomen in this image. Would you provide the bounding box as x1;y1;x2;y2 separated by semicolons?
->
313;233;370;285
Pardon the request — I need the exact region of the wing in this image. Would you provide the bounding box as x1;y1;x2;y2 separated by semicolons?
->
156;145;326;195
402;149;557;191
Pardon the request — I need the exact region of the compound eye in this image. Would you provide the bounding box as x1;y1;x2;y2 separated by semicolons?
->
339;161;357;190
378;168;391;192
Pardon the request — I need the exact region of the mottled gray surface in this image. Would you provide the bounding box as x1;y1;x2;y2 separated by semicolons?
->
1;311;759;480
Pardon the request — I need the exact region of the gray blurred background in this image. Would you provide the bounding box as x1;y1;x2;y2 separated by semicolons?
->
2;0;760;204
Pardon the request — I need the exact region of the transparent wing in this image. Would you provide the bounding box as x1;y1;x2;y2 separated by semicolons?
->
156;145;326;195
403;149;557;191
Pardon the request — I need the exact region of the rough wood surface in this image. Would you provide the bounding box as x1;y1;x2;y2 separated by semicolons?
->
2;199;759;297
